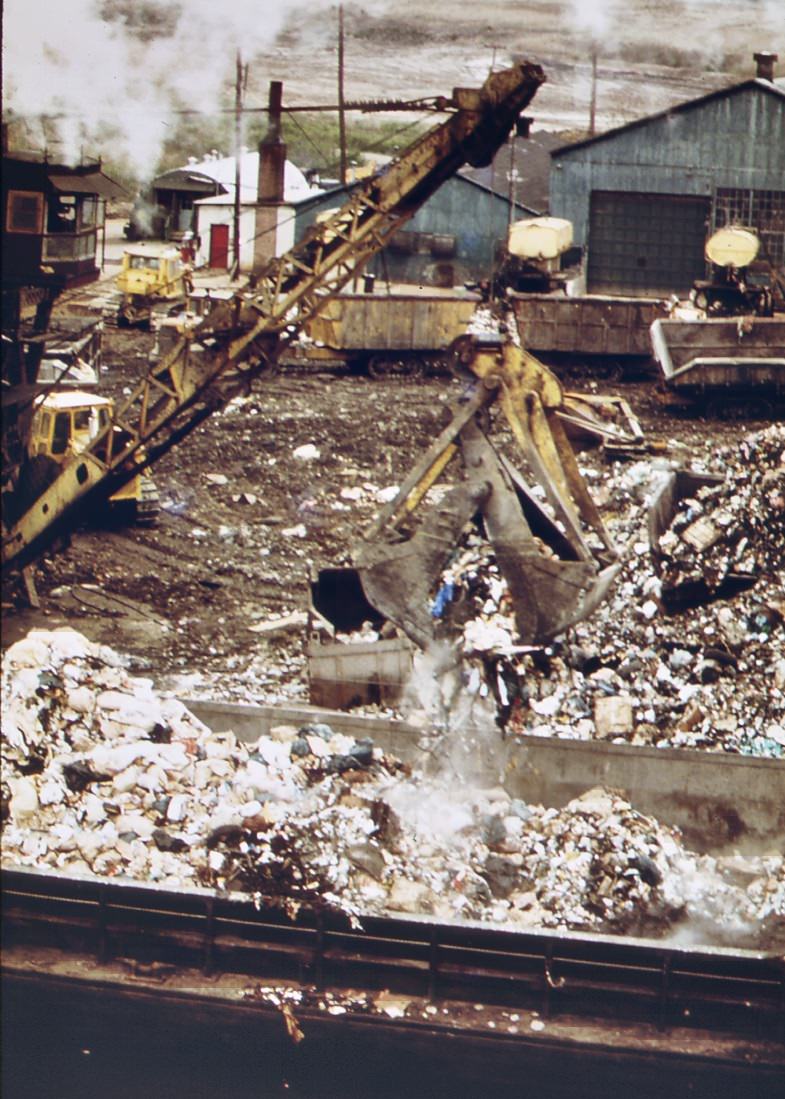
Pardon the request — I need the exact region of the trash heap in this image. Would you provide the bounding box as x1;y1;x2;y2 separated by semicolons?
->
657;425;785;593
2;629;783;946
425;425;784;756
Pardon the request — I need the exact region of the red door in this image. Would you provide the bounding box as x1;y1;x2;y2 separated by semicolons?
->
209;223;230;269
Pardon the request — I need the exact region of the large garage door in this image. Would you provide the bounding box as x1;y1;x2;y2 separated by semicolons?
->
587;192;710;296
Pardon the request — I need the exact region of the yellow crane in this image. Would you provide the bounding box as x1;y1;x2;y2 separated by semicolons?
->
3;62;545;573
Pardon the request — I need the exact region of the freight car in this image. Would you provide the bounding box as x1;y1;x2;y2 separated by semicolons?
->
298;287;482;376
651;316;785;417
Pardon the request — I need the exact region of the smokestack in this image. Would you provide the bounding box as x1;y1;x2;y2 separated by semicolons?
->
257;80;285;204
253;80;286;273
753;51;778;81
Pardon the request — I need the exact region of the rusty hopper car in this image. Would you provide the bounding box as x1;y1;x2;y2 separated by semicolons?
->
651;316;785;416
510;292;668;361
300;289;481;376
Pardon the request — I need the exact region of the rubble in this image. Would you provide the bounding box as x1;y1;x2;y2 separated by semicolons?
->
423;425;784;757
2;628;783;947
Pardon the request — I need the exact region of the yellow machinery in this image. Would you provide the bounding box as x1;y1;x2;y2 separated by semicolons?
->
9;59;624;638
3;60;627;640
4;62;548;573
115;244;187;327
312;330;621;647
690;227;774;317
22;390;158;525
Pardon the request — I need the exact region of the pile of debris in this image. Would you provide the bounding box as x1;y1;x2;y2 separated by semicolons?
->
425;425;784;756
2;629;783;946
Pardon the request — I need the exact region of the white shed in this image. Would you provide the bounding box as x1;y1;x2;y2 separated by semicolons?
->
193;152;320;272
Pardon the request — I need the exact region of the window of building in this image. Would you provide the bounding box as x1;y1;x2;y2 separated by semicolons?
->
6;190;44;234
47;194;78;234
714;188;785;266
80;196;98;228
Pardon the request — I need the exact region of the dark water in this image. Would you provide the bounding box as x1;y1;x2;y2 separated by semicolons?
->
3;976;783;1099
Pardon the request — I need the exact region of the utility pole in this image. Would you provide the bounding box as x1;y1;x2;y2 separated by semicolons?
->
233;50;247;277
589;46;598;137
338;4;348;186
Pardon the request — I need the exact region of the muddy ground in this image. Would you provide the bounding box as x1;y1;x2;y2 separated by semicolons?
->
3;320;759;707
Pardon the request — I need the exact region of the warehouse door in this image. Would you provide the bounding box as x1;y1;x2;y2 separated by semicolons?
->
587;192;710;296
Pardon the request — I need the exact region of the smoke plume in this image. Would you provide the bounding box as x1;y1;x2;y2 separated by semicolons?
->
2;0;334;174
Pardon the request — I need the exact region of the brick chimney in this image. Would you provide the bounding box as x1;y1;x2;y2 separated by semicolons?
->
253;81;286;272
753;51;778;81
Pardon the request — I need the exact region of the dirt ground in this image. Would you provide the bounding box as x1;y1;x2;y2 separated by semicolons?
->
5;2;782;697
2;318;757;705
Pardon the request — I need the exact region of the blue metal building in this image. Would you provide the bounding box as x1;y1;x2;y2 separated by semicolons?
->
294;169;537;289
549;57;785;296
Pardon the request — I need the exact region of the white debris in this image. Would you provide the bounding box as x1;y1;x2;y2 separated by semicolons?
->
292;444;320;461
2;629;782;947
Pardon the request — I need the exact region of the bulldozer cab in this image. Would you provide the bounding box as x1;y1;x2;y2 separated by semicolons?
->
30;391;112;461
117;245;186;301
28;391;145;508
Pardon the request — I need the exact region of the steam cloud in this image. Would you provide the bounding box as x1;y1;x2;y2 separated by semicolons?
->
2;0;336;174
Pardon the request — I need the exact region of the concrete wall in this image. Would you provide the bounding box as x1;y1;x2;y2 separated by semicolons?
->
184;699;785;854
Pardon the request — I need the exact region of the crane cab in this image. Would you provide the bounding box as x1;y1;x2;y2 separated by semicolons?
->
28;391;155;516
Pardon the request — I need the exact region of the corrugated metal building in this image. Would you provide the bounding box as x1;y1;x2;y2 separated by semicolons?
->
294;171;537;288
550;57;785;296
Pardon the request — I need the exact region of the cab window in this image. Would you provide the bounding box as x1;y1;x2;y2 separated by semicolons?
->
129;255;159;270
52;412;71;454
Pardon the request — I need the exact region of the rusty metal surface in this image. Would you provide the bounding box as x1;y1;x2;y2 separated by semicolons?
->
512;293;667;356
651;317;785;390
3;866;783;1043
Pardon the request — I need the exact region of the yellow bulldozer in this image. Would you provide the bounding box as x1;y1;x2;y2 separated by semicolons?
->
114;243;189;328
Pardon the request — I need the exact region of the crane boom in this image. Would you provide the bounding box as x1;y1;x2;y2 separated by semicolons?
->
2;62;544;571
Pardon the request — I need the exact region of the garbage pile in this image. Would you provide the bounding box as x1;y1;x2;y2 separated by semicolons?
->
424;425;784;756
2;629;783;946
657;425;785;594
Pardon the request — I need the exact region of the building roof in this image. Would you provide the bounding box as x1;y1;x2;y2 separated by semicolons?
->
154;151;321;204
48;169;125;199
552;77;785;158
456;169;539;216
461;131;567;213
3;155;126;198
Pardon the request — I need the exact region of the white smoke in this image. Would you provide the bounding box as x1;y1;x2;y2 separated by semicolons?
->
568;0;612;40
1;0;335;174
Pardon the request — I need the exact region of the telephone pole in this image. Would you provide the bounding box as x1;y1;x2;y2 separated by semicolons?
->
233;50;248;276
338;5;348;185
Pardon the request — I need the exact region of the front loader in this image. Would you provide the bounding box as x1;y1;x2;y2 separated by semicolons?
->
312;330;621;649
